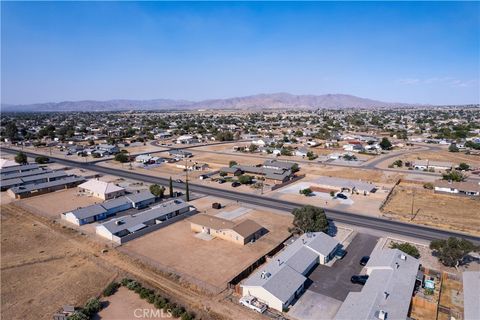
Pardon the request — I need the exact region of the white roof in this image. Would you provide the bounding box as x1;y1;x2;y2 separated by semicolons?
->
78;179;124;195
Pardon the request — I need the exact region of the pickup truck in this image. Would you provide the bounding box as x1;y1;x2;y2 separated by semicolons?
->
239;296;267;313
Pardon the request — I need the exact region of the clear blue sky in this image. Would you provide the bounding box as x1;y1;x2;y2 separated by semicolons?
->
1;1;479;105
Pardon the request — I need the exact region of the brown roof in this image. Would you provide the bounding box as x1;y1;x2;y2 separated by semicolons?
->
434;180;480;192
231;219;263;238
188;214;235;230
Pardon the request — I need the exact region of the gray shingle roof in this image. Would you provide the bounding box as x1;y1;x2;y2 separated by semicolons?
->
0;168;47;181
262;265;306;304
70;204;107;220
125;190;156;204
0;163;40;174
9;176;85;194
334;248;420;320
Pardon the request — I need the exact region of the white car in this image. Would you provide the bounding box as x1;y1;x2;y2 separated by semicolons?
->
239;296;267;313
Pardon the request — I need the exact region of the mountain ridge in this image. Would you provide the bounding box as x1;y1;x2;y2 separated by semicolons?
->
1;93;426;112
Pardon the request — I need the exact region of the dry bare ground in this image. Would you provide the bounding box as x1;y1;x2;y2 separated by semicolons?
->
0;204;267;320
382;185;480;236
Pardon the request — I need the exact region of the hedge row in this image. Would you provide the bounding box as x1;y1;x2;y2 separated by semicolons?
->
121;278;196;320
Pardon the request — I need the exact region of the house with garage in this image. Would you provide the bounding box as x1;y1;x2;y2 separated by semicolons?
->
413;160;453;171
314;176;377;195
263;159;297;171
334;248;420;320
168;149;193;158
188;214;266;245
241;232;340;312
78;179;126;200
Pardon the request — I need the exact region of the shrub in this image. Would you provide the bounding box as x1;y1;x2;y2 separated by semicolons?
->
172;306;186;318
154;296;168;309
35;156;50;164
390;242;420;258
423;183;434;190
103;281;120;297
83;297;101;317
181;312;195;320
67;311;89;320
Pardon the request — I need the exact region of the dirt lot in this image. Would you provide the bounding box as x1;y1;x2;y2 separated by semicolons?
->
1;204;115;320
94;287;170;320
14;187;102;218
382;185;480;236
120;209;292;293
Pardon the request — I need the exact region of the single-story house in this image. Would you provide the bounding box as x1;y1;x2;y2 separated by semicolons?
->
434;180;480;196
463;272;479;320
263;160;297;171
334;248;420;320
0;163;40;176
62;190;156;225
168;150;193;158
96;144;119;154
7;176;85;199
0;170;71;191
413;160;453;171
176;135;200;144
96;199;193;243
343;143;365;153
0;167;48;181
313;176;376;194
241;232;340;312
219;166;243;176
176;162;209;171
78;179;126;200
295;148;309;158
188;214;265;245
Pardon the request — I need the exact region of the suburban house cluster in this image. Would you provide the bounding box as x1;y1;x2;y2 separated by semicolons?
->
241;232;340;312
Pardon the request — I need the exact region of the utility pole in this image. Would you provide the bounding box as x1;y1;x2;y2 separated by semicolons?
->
410;189;415;219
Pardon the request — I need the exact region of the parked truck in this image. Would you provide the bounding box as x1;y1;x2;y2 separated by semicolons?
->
239;295;267;313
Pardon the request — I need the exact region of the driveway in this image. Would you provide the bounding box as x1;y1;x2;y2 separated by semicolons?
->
306;233;379;301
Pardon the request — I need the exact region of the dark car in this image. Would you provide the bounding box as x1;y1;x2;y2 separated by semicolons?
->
336;193;348;199
360;256;370;266
218;179;226;184
175;179;183;183
351;275;369;285
336;248;347;259
231;181;241;187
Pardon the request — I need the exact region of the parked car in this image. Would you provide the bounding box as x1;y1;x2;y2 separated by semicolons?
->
239;296;267;313
212;202;222;209
218;179;226;184
175;179;183;183
231;181;241;187
336;193;348;199
351;275;369;285
335;248;347;259
360;256;370;266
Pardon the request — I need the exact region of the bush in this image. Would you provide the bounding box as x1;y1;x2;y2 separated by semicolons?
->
83;297;101;317
299;188;313;196
181;312;195;320
67;311;89;320
442;170;467;182
154;296;168;309
103;281;120;296
172;306;186;318
15;152;28;164
121;278;133;286
423;183;434;190
35;156;50;164
115;152;129;163
238;175;253;184
390;242;420;258
291;205;328;234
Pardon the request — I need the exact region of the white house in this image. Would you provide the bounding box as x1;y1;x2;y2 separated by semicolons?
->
434;180;480;196
241;232;339;312
78;179;126;200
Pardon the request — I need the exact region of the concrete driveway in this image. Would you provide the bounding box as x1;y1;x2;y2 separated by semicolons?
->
306;233;379;301
289;290;342;320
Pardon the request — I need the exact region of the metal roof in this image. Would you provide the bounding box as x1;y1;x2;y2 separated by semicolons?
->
0;163;40;174
0;168;48;181
125;190;156;204
9;176;85;194
70;204;107;220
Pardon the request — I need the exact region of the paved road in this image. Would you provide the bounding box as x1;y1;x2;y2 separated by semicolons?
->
2;147;479;245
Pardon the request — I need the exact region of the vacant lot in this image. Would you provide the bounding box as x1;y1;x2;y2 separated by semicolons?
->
1;204;114;320
120;209;292;293
15;187;102;219
382;185;480;236
94;286;170;320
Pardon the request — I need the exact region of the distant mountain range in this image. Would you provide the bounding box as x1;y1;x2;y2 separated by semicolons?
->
1;93;425;112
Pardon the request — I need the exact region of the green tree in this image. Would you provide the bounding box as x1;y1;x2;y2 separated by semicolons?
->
448;144;459;152
291;163;300;173
290;205;329;234
458;163;470;171
430;237;478;268
34;156;50;164
15;152;28;164
103;282;120;297
392;159;403;167
219;171;227;177
390;242;420;258
299;188;313;197
379;137;392;150
83;297;101;316
67;311;89;320
169;177;173;197
114;153;129;163
248;144;258;152
4;122;18;141
229;160;238;168
238;175;253;184
150;184;166;198
442;170;467;182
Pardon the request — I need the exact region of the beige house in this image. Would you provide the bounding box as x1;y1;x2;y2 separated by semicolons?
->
78;179;126;200
189;214;265;245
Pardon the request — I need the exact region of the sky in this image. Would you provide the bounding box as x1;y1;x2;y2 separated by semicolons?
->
1;1;479;105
